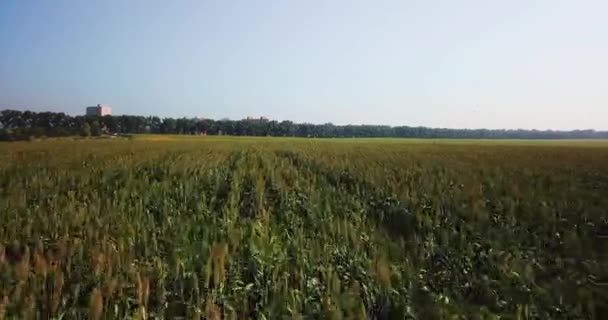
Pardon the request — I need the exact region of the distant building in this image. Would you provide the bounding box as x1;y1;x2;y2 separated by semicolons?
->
245;116;269;122
86;104;112;116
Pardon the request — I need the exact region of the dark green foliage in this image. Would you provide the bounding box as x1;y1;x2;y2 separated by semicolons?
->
80;122;91;137
90;121;101;136
2;109;608;140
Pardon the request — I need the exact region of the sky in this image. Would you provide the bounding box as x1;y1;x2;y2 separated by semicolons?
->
1;0;607;130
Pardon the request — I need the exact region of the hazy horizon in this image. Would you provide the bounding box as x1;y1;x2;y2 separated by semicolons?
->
1;0;607;130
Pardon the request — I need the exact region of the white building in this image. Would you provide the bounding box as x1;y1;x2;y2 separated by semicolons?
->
86;104;112;116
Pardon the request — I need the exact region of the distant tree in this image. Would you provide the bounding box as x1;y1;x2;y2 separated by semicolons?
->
101;115;119;133
81;122;91;137
149;116;162;133
161;118;177;134
0;128;13;141
90;121;101;136
2;108;608;140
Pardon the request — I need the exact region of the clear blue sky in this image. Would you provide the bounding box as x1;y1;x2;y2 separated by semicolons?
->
1;0;606;129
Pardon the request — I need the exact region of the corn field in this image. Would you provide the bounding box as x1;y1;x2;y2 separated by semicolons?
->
0;137;607;319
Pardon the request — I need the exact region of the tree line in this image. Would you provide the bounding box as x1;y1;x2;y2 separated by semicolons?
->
1;109;607;141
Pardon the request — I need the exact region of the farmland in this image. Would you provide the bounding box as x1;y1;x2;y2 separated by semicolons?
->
0;136;607;319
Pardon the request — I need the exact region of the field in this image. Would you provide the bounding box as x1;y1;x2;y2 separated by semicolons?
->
0;136;607;319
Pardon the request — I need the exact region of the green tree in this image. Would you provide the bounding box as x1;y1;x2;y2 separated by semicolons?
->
91;121;101;136
81;122;91;137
